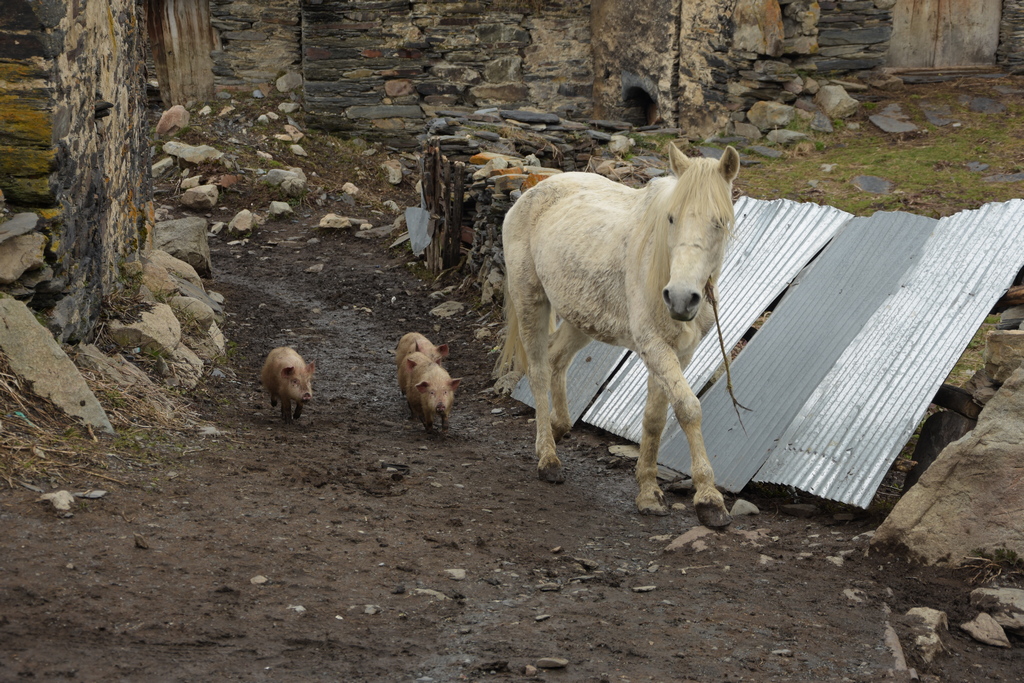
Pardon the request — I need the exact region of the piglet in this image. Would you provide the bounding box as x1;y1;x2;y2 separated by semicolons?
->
260;346;315;423
396;332;449;395
402;351;461;433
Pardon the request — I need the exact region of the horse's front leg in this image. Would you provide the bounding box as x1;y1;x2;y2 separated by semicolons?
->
636;374;670;515
548;321;591;442
642;346;732;528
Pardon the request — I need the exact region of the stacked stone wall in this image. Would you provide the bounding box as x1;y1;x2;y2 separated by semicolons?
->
211;0;301;88
0;0;151;342
998;0;1024;73
301;0;592;147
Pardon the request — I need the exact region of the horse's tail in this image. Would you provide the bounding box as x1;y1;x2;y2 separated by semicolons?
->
494;279;528;377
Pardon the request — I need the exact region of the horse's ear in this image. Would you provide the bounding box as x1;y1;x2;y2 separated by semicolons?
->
719;146;740;182
667;142;691;176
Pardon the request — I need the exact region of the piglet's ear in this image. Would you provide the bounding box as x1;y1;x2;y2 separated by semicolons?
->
416;380;431;394
306;361;316;374
436;344;449;358
406;358;419;370
449;378;462;391
281;365;296;377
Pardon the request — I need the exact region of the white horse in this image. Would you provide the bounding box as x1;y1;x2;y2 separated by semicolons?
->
496;144;739;528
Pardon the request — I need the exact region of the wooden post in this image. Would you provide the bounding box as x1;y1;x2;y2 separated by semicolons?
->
145;0;218;107
423;143;464;274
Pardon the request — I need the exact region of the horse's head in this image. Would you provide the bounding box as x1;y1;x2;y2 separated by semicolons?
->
656;144;739;322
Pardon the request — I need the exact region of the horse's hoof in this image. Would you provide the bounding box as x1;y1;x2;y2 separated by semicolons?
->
695;502;732;529
552;425;571;443
638;502;669;516
538;465;565;484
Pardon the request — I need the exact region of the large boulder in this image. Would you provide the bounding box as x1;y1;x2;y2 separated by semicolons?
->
153;217;211;277
871;366;1024;564
0;299;113;434
0;232;46;284
747;101;795;131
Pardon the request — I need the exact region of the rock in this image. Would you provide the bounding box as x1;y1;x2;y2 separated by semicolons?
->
781;503;818;518
147;249;204;288
0;213;40;245
631;585;656;593
153;217;211;278
966;161;990;172
608;134;635;154
968;97;1006;114
0;299;113;433
984;329;1024;383
107;302;182;355
815;85;860;119
535;657;569;669
961;612;1011;648
665;526;714;551
180;184;219;210
444;568;467;581
747;101;795;131
872;365;1024;564
970;587;1024;635
155;105;190;136
180;176;202;190
904;607;947;663
342;182;359;196
162;141;223;165
279;102;300;114
920;101;955;126
39;491;75;511
228;209;256;236
810;111;834;133
748;145;783;159
263;167;307;196
499;110;560;125
851;175;894;194
0;232;46;284
382;160;404;185
430;301;464;318
730;499;759;516
276;71;302;93
869;115;918;134
268;201;293;218
289;144;307;157
319;213;351;229
608;444;639;459
733;121;761;140
766;129;809;145
168;295;217;332
250;575;269;585
305;263;324;274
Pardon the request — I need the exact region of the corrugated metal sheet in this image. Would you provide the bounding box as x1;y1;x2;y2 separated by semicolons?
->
582;196;852;439
658;211;940;490
511;340;628;426
752;199;1024;507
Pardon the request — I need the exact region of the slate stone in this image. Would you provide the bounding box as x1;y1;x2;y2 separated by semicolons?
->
919;102;954;126
748;145;783;159
586;130;612;142
0;213;39;245
810;111;834;133
499;110;560;124
969;97;1006;114
852;175;894;194
697;146;724;160
993;85;1024;95
869;115;918;134
588;119;633;131
966;162;990;173
982;173;1024;183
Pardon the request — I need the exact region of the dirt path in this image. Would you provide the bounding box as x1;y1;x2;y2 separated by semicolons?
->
3;181;1022;681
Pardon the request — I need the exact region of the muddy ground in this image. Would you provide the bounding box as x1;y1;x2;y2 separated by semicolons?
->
4;99;1024;682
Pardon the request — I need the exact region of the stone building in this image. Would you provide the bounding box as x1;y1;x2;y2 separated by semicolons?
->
145;0;1024;146
1;0;152;342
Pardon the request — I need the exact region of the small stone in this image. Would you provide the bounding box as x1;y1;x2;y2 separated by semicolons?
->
851;175;894;194
536;657;569;669
524;664;538;675
39;491;75;511
363;604;381;615
730;499;759;516
771;649;793;657
287;604;306;613
305;263;324;274
250;575;269;585
538;582;561;591
133;533;149;549
631;585;656;593
430;301;464;318
290;144;307;157
268;201;293;217
608;444;639;459
319;213;351;229
961;612;1010;647
444;568;467;581
342;182;360;196
534;614;551;622
155;104;190;136
279;102;301;114
670;503;687;511
826;556;844;567
382;160;404;185
844;588;867;603
180;184;219;210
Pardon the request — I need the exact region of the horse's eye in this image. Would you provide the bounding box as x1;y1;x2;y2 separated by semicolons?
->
668;215;674;224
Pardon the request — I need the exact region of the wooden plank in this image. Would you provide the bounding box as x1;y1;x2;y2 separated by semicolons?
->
145;0;217;107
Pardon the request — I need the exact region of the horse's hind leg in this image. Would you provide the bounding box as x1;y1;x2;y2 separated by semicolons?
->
548;321;591;442
517;295;563;483
641;345;731;528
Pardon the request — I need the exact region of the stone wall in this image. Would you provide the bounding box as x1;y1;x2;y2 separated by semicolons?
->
0;0;151;342
210;0;301;89
301;0;593;147
999;0;1024;73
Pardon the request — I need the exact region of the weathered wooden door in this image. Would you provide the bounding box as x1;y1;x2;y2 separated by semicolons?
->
145;0;218;106
888;0;1002;68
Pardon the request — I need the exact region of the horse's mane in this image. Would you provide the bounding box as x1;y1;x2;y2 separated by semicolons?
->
640;158;735;305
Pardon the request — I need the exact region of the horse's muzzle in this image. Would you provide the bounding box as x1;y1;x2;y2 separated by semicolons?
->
663;286;702;321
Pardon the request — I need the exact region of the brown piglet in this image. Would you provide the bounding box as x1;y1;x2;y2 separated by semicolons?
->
260;346;315;423
396;332;449;395
402;351;461;433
